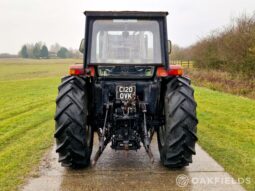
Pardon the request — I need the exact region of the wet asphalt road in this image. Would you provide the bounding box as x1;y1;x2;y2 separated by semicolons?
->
22;135;245;191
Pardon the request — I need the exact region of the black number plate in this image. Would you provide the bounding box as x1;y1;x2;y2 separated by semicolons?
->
116;85;136;100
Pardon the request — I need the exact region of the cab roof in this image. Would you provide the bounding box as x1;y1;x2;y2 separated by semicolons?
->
84;11;168;18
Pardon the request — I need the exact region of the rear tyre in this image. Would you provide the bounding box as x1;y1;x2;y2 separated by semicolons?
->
157;76;198;168
54;76;93;168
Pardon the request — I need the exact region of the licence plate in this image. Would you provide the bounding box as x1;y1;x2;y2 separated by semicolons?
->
116;85;136;100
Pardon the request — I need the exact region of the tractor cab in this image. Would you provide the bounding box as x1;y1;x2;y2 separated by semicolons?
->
80;11;171;79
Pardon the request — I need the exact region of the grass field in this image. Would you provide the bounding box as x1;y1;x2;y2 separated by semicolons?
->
0;59;81;191
196;87;255;191
0;59;254;191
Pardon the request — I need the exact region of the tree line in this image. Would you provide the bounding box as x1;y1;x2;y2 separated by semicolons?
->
19;42;82;59
171;13;255;78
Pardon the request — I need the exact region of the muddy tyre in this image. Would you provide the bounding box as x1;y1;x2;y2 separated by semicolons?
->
54;76;93;168
157;76;198;168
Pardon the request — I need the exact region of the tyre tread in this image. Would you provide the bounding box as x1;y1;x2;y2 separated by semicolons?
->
158;76;198;168
55;76;92;168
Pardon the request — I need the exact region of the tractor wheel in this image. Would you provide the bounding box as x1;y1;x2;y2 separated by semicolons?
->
54;76;93;168
157;76;198;168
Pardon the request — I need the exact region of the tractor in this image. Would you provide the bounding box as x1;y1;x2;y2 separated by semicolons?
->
54;11;198;169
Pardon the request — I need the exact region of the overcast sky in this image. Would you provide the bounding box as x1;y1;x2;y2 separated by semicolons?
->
0;0;255;54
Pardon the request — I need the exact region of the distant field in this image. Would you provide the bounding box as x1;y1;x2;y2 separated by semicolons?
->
0;59;254;191
0;58;81;81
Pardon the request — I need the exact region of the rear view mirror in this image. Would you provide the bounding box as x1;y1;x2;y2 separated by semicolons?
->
168;40;172;54
79;39;85;54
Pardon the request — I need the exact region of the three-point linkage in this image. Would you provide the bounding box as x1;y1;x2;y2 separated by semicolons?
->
92;103;111;166
92;102;154;166
141;103;154;163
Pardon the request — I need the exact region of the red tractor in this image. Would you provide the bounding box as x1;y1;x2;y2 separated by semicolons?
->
54;11;198;169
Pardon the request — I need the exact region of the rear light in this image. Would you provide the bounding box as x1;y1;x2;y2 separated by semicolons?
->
69;64;85;75
156;65;183;77
156;67;168;77
168;65;183;76
69;64;95;77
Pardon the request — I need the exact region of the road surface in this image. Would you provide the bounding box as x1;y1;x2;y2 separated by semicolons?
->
22;135;245;191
